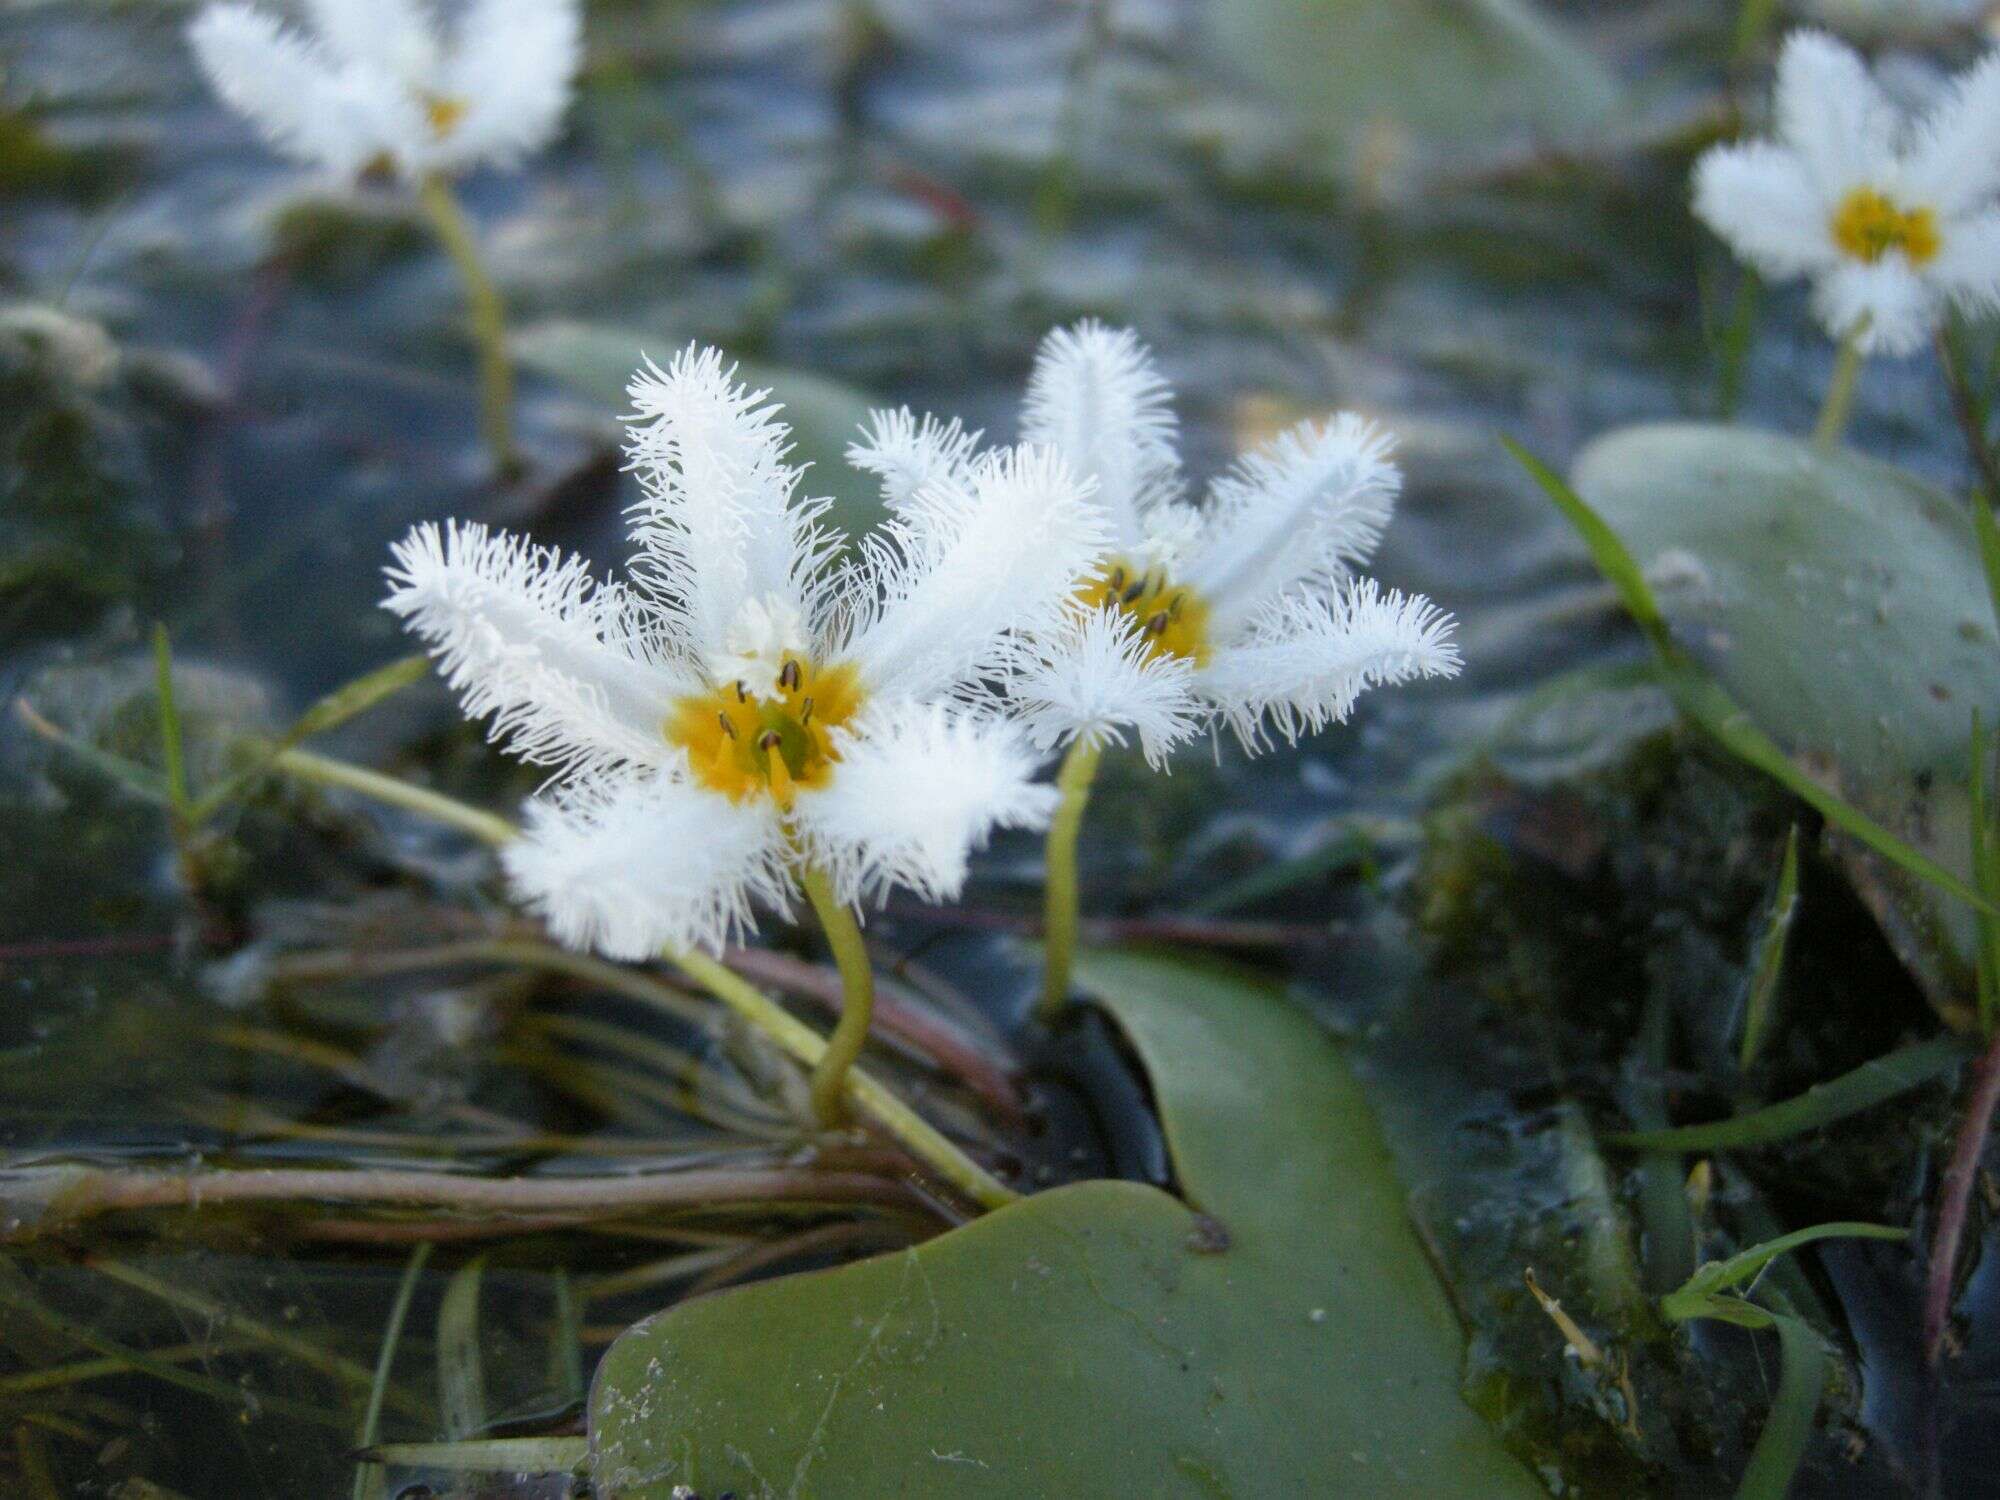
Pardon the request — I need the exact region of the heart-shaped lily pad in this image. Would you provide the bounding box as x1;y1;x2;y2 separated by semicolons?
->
1571;422;2000;1008
587;949;1542;1497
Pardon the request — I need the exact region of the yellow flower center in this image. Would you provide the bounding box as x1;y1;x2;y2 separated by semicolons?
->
1078;558;1213;666
1830;187;1941;266
423;94;470;139
666;656;865;810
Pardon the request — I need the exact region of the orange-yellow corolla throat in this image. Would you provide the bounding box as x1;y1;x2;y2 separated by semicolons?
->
1078;557;1213;666
666;656;864;810
1830;187;1941;266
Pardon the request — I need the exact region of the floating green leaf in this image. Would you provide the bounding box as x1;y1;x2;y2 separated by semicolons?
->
513;318;885;537
1211;0;1620;158
588;949;1541;1497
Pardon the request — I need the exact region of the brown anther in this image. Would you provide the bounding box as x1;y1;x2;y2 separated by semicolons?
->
1120;576;1148;605
800;697;815;724
778;659;802;692
1107;566;1126;592
1144;611;1171;635
734;681;748;703
757;730;783;751
1167;594;1184;618
717;712;737;740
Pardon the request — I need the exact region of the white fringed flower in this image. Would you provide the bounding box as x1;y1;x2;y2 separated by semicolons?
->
386;345;1101;959
187;0;581;181
1693;31;2000;355
942;322;1459;763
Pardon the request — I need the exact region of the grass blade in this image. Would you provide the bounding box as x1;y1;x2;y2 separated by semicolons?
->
1973;713;2000;1035
1738;825;1800;1072
1735;1313;1830;1500
1971;489;2000;643
1612;1034;1967;1151
190;653;432;824
151;624;191;820
1505;438;1996;916
353;1242;433;1500
437;1256;488;1441
1669;1221;1907;1308
549;1268;583;1405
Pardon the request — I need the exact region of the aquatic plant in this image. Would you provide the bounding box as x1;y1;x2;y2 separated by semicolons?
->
386;345;1096;1124
915;323;1461;1015
187;0;583;475
1693;30;2000;439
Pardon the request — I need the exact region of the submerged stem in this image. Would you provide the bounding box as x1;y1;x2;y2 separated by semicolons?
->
253;751;1017;1210
416;172;518;479
1037;737;1104;1022
1813;323;1866;449
800;865;877;1127
1924;1030;2000;1362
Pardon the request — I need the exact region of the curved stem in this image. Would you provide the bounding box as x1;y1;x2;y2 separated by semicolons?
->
669;946;1016;1211
800;866;877;1127
1037;737;1103;1022
417;172;519;480
1813;323;1866;449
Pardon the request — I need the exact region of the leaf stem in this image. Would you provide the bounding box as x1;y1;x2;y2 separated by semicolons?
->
800;865;877;1127
1037;737;1103;1021
270;746;521;848
1813;323;1865;449
416;173;519;480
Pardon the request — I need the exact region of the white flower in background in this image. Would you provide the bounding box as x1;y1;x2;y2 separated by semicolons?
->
386;346;1101;959
861;322;1460;765
187;0;582;181
1693;30;2000;355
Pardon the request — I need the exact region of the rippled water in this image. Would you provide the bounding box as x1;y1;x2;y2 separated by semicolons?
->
4;1;1995;1495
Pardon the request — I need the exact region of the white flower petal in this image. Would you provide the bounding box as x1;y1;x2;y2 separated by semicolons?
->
793;703;1057;907
1900;49;2000;217
503;772;791;959
384;520;693;775
1811;256;1939;355
1199;580;1461;750
302;0;437;78
1692;141;1839;281
624;345;840;665
188;5;402;177
845;407;981;513
1001;607;1201;770
1930;209;2000;315
438;0;581;171
1183;413;1400;633
1774;30;1900;198
1020;321;1180;552
842;444;1109;699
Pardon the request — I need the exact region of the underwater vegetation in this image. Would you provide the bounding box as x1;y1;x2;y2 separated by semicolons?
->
6;0;2000;1496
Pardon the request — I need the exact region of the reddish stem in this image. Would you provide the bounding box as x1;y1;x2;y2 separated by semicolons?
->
1925;1029;2000;1363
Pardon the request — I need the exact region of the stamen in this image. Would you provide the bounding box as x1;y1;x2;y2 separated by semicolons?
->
1108;566;1126;592
1144;611;1170;635
718;712;737;740
779;659;802;693
734;681;748;703
1121;576;1148;605
800;697;815;724
757;730;782;752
